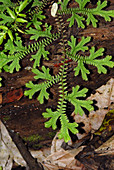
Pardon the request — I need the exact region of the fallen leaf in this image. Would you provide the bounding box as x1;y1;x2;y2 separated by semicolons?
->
95;135;114;156
44;149;86;170
2;88;23;104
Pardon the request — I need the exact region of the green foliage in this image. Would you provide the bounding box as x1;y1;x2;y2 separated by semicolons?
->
0;0;30;46
0;0;114;142
31;45;49;67
26;23;52;40
24;66;61;104
67;36;114;80
58;0;114;28
0;0;15;12
65;86;94;115
67;13;85;28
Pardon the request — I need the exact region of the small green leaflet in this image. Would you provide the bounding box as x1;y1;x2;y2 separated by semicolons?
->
67;12;85;28
43;108;61;130
65;85;94;116
26;24;52;40
31;45;49;68
32;66;52;81
68;36;91;56
8;54;21;73
0;14;14;24
58;114;78;142
0;52;12;69
42;109;79;142
24;81;49;104
85;47;114;74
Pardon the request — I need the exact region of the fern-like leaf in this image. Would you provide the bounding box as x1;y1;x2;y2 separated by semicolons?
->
32;66;52;80
74;59;90;80
58;114;78;142
65;85;93;116
8;54;21;73
25;67;61;104
43;109;78;142
0;52;12;70
43;108;61;130
68;36;91;56
85;47;114;74
31;45;49;68
67;12;85;28
26;24;52;41
24;81;49;104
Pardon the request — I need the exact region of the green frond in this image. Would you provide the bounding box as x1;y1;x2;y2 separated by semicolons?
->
58;114;78;142
67;12;85;28
32;66;52;81
43;108;79;142
91;1;114;21
68;36;91;56
26;24;52;41
58;0;114;28
8;54;21;73
31;45;49;68
0;52;12;70
25;72;61;104
68;44;114;80
85;47;114;74
43;108;61;130
65;85;94;116
74;60;90;80
24;81;49;104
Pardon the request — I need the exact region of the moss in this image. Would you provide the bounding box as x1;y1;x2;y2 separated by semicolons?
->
23;134;44;142
46;131;56;138
95;110;114;135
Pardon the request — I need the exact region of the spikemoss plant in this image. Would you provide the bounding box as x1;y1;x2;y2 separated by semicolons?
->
0;0;114;142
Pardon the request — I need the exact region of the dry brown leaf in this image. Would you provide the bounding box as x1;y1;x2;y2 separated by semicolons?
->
95;135;114;156
44;148;86;170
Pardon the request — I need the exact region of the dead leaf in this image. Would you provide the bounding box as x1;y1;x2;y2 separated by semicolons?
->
44;149;86;170
95;135;114;156
0;120;26;169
